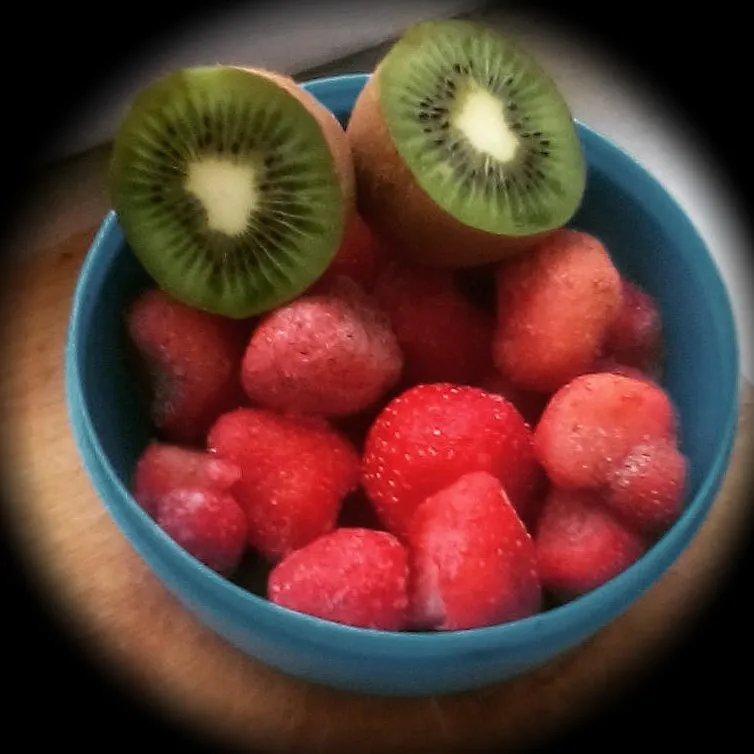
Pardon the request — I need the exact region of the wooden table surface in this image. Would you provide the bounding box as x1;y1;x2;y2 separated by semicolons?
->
3;145;752;753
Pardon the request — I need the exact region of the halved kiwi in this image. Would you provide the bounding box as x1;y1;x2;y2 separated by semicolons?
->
110;66;354;318
346;20;586;267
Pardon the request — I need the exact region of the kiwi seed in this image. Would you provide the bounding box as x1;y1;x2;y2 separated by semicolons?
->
109;66;354;318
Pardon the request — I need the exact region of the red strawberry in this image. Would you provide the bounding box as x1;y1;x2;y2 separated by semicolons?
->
407;471;542;631
241;279;403;419
207;407;360;561
362;383;543;539
534;372;678;491
604;438;688;537
314;213;389;293
132;441;242;517
493;228;623;394
267;527;409;630
602;278;663;374
372;261;495;387
155;488;247;576
534;486;649;601
125;289;247;444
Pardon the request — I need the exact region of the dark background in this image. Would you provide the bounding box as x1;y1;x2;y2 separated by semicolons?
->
3;1;751;752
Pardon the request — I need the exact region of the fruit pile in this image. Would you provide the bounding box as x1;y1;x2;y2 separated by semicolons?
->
112;20;688;632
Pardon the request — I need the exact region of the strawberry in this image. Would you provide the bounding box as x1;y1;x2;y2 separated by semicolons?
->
241;278;403;419
267;527;409;630
361;383;543;539
534;486;649;601
493;228;623;394
534;372;678;491
601;278;663;374
124;288;247;444
372;260;495;387
313;213;389;293
604;438;688;537
407;471;541;631
132;441;242;517
155;488;247;576
207;407;360;562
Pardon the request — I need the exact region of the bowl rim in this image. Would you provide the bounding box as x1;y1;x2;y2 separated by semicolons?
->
64;72;741;654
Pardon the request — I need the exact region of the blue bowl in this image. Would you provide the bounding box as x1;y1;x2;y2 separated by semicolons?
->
65;73;740;696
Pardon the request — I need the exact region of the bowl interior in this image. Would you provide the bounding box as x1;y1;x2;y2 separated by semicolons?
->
73;237;154;490
74;74;738;513
69;74;739;641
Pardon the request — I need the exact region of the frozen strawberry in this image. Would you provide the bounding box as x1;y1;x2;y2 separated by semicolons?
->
372;261;495;387
479;370;550;428
362;383;543;539
267;527;409;630
241;279;403;419
602;278;663;373
534;372;678;491
605;438;688;537
314;213;389;293
493;228;623;394
207;407;360;561
132;440;242;517
534;486;649;602
125;289;247;444
407;471;541;631
155;488;247;576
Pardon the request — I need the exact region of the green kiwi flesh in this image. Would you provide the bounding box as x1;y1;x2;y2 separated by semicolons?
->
109;66;345;318
377;20;586;236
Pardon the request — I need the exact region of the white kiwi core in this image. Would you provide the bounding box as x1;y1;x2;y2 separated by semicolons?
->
455;87;519;163
185;158;260;236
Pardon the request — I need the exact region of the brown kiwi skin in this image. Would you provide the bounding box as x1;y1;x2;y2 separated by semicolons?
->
235;66;356;231
346;73;554;269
